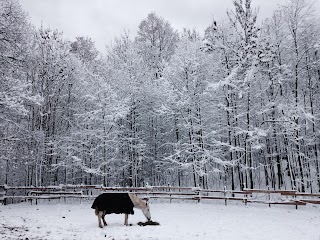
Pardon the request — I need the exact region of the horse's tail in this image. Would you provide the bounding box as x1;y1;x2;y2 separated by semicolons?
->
95;207;99;216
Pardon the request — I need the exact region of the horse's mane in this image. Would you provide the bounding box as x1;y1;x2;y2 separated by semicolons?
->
128;193;147;209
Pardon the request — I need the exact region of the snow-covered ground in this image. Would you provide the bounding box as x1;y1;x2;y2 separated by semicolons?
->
1;200;320;240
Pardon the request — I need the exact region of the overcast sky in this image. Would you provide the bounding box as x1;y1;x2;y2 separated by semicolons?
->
20;0;293;52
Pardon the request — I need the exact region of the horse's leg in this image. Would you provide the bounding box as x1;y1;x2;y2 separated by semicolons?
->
98;211;103;228
124;214;128;226
102;211;107;226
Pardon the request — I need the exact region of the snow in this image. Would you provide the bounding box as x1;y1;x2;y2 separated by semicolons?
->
1;201;320;240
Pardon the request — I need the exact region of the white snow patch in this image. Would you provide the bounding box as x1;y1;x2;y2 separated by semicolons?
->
0;201;320;240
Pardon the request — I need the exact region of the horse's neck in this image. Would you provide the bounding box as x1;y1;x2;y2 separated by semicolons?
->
128;193;145;209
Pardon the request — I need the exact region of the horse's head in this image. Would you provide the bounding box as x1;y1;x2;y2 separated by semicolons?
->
141;201;151;221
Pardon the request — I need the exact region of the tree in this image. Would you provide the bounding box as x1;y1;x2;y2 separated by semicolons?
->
162;32;222;188
0;0;40;185
136;12;178;79
70;36;98;63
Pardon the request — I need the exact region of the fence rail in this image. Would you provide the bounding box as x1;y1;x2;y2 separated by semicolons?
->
0;185;319;208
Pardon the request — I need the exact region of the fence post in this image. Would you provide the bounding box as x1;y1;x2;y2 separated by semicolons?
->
293;186;298;210
224;186;227;206
197;189;201;203
0;185;6;205
244;189;248;206
267;186;271;208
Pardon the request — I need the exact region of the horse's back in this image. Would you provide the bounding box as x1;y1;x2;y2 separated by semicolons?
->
91;193;134;215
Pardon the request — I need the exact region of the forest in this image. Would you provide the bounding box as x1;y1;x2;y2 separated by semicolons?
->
0;0;319;192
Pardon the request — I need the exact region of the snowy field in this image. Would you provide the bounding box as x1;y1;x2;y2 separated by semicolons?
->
1;200;320;240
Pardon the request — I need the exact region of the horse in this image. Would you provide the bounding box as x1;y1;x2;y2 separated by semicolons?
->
91;192;151;228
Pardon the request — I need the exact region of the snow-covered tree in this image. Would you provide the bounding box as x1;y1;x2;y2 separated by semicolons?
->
136;12;178;79
0;0;40;185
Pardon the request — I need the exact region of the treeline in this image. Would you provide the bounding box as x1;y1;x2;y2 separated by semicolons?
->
1;0;320;192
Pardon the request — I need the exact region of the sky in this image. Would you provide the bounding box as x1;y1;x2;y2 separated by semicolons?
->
20;0;291;52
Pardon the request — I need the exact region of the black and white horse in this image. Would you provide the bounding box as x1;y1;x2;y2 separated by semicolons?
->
91;193;151;228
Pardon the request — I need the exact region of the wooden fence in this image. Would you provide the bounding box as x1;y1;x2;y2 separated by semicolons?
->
1;185;320;209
